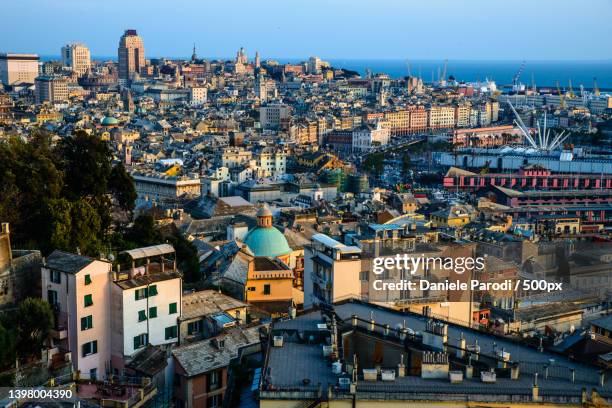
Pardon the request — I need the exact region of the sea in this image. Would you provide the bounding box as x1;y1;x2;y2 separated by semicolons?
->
41;56;612;90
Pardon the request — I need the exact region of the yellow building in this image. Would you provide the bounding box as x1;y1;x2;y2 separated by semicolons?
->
430;205;474;228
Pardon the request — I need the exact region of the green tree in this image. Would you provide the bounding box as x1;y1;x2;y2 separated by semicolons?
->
109;163;137;213
44;198;73;253
70;199;103;256
15;298;54;360
0;318;17;368
362;153;385;177
127;215;162;247
167;232;200;283
56;130;113;199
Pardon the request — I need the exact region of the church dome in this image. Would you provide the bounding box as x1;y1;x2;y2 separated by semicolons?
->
243;204;291;258
101;116;119;126
243;226;292;258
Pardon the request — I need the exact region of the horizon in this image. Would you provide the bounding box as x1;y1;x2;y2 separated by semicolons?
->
3;0;611;60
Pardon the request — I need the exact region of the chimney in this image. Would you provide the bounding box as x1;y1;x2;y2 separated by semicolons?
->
532;373;540;402
397;354;405;377
511;363;520;380
456;332;466;358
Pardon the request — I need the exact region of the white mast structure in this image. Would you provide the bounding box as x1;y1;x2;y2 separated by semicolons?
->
507;101;569;151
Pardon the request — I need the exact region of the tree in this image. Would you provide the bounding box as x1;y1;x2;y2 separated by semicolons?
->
167;232;200;283
56;130;113;199
127;215;162;247
0;319;16;368
401;154;411;175
44;198;73;253
15;298;53;360
70;199;103;256
109;163;137;213
362;153;385;177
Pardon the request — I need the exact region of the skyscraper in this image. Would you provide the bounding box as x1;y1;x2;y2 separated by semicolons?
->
0;53;39;85
61;43;91;76
118;29;145;84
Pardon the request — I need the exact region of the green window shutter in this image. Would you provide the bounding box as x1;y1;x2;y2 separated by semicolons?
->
148;285;158;296
81;317;87;330
84;274;92;285
92;340;97;354
134;336;140;349
149;306;157;318
169;302;177;314
165;325;177;340
138;310;147;322
84;294;93;307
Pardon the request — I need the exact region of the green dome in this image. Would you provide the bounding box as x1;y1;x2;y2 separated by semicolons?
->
243;226;291;258
101;116;119;126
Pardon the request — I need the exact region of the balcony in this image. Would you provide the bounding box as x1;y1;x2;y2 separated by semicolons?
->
50;326;68;340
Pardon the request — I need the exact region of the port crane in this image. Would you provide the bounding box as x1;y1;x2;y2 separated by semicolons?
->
556;81;566;109
593;77;600;97
512;60;526;91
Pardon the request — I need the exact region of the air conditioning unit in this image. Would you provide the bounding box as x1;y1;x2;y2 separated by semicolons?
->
338;377;351;390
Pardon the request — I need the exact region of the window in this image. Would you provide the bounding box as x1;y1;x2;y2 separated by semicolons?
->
133;333;148;349
263;284;271;295
81;315;93;330
84;294;93;307
138;310;147;322
84;274;92;285
135;288;147;301
169;302;177;314
148;285;158;296
82;340;97;357
209;370;220;391
47;290;58;307
89;368;97;381
50;270;61;284
149;306;157;319
165;325;178;340
187;320;202;335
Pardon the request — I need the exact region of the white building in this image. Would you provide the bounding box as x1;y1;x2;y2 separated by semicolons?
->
0;53;39;85
110;244;182;370
352;122;391;154
260;103;290;130
255;148;287;177
61;43;91;76
308;56;322;74
189;86;207;106
303;234;362;309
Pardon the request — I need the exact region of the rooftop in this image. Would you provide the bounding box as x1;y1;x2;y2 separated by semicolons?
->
45;250;97;274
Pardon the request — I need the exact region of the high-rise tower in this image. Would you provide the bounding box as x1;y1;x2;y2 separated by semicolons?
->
118;29;145;84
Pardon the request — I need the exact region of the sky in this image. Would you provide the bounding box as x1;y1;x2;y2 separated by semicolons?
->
2;0;612;61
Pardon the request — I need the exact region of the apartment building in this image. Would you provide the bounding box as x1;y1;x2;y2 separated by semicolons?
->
61;43;91;76
352;122;391;154
0;53;39;85
110;244;182;372
428;105;455;129
303;234;362;309
259;103;290;130
42;251;113;380
35;75;69;104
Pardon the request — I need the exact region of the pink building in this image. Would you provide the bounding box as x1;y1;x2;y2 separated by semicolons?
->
444;165;612;191
42;251;112;380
